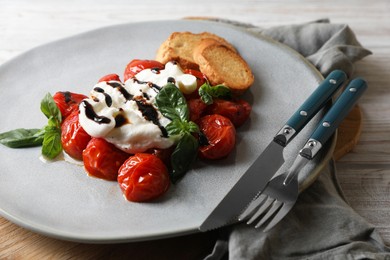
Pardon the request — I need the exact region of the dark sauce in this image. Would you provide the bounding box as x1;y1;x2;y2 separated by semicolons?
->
167;77;176;84
106;82;133;100
151;67;161;74
198;132;209;146
135;98;168;137
142;92;150;100
62;91;72;103
93;87;112;107
133;78;162;92
115;113;128;128
81;101;111;124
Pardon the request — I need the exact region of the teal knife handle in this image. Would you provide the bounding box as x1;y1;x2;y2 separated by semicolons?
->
310;78;367;147
285;70;347;139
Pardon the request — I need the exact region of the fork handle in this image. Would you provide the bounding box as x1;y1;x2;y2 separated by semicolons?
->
301;78;367;159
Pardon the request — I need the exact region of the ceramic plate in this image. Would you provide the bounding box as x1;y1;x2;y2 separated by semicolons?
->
0;20;334;243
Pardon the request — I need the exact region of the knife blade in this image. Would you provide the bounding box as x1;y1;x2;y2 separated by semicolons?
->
199;70;347;232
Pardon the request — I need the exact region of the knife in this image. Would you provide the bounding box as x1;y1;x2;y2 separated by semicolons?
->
237;77;367;232
199;70;347;232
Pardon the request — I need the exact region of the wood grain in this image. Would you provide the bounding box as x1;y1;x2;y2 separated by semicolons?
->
333;105;363;161
0;0;389;258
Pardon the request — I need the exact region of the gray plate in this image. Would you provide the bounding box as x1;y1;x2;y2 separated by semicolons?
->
0;20;334;243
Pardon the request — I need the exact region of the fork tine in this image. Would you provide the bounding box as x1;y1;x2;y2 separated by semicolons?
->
254;200;283;228
262;201;295;232
246;196;274;225
238;194;267;221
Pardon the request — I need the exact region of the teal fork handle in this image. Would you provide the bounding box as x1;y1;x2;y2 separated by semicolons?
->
310;78;367;148
284;77;367;185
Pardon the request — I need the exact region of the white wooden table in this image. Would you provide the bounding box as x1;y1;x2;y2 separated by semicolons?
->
1;0;389;258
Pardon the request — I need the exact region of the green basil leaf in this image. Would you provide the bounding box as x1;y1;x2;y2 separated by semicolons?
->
166;120;184;136
155;83;189;121
41;92;62;127
42;126;62;159
187;121;199;133
170;133;198;183
166;120;200;136
198;84;213;105
0;128;44;148
199;83;232;105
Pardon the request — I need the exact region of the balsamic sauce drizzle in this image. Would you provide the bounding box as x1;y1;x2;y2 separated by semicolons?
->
133;78;162;92
93;87;112;107
62;91;72;103
81;101;111;124
135;98;168;138
106;82;133;100
83;80;169;136
114;113;128;128
151;67;161;74
167;77;176;84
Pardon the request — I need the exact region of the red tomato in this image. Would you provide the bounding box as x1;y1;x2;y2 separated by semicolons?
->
148;147;174;168
187;98;208;122
82;138;129;181
123;59;165;82
206;98;251;127
198;114;236;160
118;153;170;202
53;91;87;119
61;110;91;160
98;73;121;83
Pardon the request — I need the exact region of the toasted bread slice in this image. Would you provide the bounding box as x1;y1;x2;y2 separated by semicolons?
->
193;39;254;94
155;32;236;70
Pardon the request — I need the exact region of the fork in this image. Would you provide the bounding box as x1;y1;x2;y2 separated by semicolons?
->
238;77;367;232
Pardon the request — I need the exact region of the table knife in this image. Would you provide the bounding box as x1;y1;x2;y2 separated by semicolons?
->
199;70;347;232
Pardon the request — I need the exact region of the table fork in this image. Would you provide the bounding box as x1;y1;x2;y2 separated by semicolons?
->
238;77;367;232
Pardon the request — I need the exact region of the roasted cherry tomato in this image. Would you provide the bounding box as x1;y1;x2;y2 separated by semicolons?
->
123;59;165;82
83;138;129;181
61;110;91;160
53;91;87;119
118;153;170;202
148;147;174;169
187;98;208;122
198;114;236;160
205;98;251;127
98;73;121;83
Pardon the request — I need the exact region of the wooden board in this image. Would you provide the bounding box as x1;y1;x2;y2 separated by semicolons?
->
334;105;362;161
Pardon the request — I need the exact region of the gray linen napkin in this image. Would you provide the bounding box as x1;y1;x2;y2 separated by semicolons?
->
203;19;390;260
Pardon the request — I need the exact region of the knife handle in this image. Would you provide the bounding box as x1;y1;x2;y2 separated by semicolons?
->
300;78;367;159
275;70;347;146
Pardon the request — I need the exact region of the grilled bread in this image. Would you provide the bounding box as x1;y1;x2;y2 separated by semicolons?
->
155;31;236;70
193;38;254;94
155;31;254;94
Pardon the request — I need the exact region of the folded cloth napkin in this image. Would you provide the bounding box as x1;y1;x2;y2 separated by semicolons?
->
202;19;390;260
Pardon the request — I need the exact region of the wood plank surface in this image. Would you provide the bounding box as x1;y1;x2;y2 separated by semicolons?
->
0;0;389;258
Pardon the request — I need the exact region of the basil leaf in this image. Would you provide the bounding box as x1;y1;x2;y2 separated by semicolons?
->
166;120;199;136
199;83;232;105
41;92;62;127
42;126;62;159
0;128;44;148
155;83;189;121
170;133;198;183
166;120;184;136
155;84;201;181
198;84;213;105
